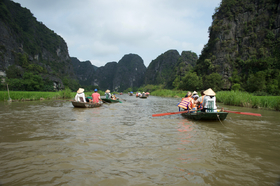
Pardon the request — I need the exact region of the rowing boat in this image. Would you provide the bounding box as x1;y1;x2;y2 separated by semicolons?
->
181;111;228;121
71;101;102;108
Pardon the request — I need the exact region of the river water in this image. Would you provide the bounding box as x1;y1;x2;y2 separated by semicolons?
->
0;95;280;186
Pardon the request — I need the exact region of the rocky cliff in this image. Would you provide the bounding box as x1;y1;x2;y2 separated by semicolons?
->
195;0;280;90
113;54;146;91
71;57;97;86
144;50;180;87
0;0;76;90
89;54;146;91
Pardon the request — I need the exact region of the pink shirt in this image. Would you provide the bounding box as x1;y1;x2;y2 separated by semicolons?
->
91;92;100;103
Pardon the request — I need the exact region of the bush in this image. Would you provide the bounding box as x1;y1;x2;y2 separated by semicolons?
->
59;87;72;99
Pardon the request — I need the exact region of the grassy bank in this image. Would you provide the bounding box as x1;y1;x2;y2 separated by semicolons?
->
216;91;280;111
151;89;188;98
151;89;280;111
0;90;105;102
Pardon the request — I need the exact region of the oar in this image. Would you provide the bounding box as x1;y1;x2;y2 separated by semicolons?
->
152;110;190;117
224;110;261;117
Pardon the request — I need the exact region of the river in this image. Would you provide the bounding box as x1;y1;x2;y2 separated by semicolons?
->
0;95;279;186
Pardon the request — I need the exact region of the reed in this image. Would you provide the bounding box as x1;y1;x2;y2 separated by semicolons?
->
151;89;188;98
0;91;61;101
216;91;280;111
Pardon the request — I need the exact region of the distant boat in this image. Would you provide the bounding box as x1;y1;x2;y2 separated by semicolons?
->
71;101;102;108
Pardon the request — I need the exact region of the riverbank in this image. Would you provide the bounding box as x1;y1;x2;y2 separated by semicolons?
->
0;90;105;102
151;89;280;111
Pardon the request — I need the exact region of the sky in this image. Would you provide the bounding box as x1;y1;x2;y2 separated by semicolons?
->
13;0;222;67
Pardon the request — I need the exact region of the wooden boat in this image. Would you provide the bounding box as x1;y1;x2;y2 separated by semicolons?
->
129;93;133;96
181;111;228;121
71;101;102;108
101;98;120;103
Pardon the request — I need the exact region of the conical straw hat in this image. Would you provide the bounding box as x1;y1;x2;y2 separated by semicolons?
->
204;88;216;96
105;89;110;93
77;88;84;93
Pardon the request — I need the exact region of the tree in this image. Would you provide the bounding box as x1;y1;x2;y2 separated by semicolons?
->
246;71;266;92
203;73;224;91
177;72;202;91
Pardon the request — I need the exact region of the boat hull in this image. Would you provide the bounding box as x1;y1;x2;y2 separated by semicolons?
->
139;96;147;99
101;98;120;103
181;112;228;121
71;101;102;108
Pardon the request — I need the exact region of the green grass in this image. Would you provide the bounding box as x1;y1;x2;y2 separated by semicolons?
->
0;91;62;101
151;89;188;98
0;90;106;101
216;91;280;111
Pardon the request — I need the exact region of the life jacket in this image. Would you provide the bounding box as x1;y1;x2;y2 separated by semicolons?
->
178;97;193;110
198;95;205;110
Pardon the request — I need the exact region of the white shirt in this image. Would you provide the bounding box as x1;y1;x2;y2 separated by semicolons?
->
203;96;217;110
75;93;86;102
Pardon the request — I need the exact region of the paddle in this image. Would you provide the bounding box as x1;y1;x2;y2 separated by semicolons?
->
152;110;190;117
224;110;261;117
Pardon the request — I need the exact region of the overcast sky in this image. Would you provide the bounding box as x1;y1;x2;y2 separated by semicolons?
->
13;0;222;67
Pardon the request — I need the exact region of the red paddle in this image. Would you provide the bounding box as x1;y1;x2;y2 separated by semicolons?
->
152;110;190;117
224;110;261;117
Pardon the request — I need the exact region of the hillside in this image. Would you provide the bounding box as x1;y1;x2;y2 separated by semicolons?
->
195;0;280;94
145;50;180;88
0;0;78;91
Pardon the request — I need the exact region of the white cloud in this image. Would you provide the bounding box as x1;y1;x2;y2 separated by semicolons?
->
13;0;222;67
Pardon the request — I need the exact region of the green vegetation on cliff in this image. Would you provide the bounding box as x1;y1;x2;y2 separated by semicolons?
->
0;0;80;91
194;0;280;95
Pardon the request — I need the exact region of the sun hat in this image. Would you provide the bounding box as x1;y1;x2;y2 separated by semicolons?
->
94;89;98;92
105;89;110;93
204;88;216;96
77;88;84;93
192;95;199;99
192;91;198;95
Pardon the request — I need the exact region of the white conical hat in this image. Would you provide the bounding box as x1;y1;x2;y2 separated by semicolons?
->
204;88;216;96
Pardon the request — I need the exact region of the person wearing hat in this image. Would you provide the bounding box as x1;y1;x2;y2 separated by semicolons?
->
192;94;199;111
105;89;111;99
203;88;217;112
192;91;198;97
75;88;86;102
91;88;101;103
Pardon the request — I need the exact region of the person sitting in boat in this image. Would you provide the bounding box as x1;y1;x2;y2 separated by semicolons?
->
105;89;111;99
91;88;101;103
111;94;117;100
192;94;199;111
192;91;198;98
195;90;205;112
203;88;217;112
138;92;142;97
178;91;194;112
75;88;86;102
142;92;146;97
